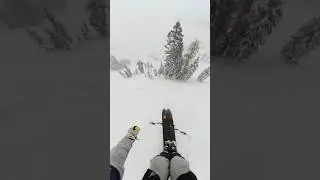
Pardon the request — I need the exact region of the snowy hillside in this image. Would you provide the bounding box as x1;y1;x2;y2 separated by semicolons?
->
110;54;210;79
110;70;210;179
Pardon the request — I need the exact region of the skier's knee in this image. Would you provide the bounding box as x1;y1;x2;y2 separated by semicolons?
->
150;155;169;168
149;156;170;180
169;156;191;180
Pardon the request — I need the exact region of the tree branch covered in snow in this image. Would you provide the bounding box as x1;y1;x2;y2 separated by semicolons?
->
280;16;320;65
180;40;200;81
211;0;283;62
198;67;210;82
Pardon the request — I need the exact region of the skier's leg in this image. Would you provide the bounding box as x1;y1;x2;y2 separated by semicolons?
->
110;126;140;179
142;153;170;180
170;155;197;180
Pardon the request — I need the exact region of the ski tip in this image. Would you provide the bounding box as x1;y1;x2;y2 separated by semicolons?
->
166;109;172;118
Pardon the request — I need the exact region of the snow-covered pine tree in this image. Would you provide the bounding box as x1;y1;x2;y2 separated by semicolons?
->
198;67;210;82
43;9;73;51
134;69;139;75
137;60;144;73
158;61;164;75
110;55;124;71
154;69;158;77
163;21;184;80
118;63;132;78
146;68;153;79
179;39;200;80
183;57;200;81
280;16;320;65
123;64;132;78
85;0;108;37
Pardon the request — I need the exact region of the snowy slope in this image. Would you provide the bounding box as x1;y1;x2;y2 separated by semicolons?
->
110;71;210;179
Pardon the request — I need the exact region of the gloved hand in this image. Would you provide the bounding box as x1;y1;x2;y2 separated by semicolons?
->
126;125;140;140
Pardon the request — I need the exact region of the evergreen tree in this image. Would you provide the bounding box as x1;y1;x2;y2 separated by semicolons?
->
158;61;164;75
85;0;108;37
180;39;200;80
154;69;158;77
280;16;320;65
123;64;132;78
184;57;200;80
110;55;124;71
134;69;139;75
198;67;210;82
137;60;144;73
163;21;184;80
118;64;132;78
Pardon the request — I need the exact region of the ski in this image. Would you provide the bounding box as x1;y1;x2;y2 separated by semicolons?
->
162;108;177;153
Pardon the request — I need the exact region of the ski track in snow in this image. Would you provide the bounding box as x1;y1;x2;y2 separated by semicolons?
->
110;71;210;180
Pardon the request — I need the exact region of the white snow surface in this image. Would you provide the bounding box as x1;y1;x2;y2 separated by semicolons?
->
110;70;210;180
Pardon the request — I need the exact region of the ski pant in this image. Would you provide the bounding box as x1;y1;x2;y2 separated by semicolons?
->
110;136;134;180
142;154;197;180
109;136;197;180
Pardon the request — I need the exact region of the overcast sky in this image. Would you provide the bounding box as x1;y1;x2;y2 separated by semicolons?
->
110;0;210;60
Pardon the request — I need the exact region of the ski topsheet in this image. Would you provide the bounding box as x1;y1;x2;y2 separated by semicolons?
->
162;108;176;149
